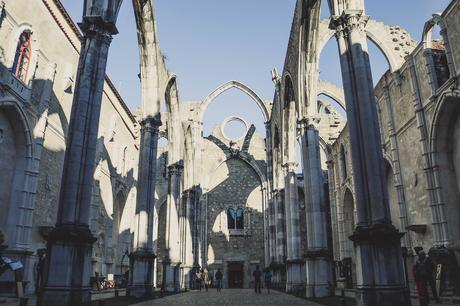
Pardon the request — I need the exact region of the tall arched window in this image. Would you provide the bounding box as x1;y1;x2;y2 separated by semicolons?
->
340;145;347;180
12;31;32;83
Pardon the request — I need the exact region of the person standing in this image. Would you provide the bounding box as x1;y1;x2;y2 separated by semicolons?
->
215;268;223;292
413;250;440;306
204;268;211;292
264;269;272;294
253;265;262;294
196;269;203;292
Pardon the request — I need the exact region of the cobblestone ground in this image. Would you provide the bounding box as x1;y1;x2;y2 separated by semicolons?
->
130;289;323;306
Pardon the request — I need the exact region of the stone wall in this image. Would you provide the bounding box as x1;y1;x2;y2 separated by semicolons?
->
0;0;139;294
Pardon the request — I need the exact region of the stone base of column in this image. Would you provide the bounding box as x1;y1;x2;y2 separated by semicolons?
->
351;224;409;306
182;266;193;289
285;260;304;293
305;251;332;298
163;260;181;293
39;225;96;306
128;250;156;298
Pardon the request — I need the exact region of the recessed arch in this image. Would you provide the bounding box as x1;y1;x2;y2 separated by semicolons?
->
200;80;270;123
0;100;35;248
164;74;179;113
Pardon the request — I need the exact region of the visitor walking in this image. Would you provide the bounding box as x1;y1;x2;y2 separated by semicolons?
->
413;250;440;306
196;268;203;291
215;268;223;292
204;268;211;292
253;265;262;294
264;269;272;294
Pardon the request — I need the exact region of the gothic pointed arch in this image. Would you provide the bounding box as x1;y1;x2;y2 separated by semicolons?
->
317;18;417;72
200;80;270;122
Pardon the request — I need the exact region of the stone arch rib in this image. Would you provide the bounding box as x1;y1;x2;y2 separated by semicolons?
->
200;80;270;122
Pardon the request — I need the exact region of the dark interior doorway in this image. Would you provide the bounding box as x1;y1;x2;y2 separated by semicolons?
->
227;262;244;288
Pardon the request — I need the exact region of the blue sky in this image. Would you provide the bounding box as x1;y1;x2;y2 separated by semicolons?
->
61;0;451;137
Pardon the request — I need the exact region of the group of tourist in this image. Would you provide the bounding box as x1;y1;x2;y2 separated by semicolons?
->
195;265;273;294
195;268;223;292
253;265;272;294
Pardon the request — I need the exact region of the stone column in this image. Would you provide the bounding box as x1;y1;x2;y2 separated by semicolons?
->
273;189;286;287
264;122;276;265
330;11;407;305
283;163;303;292
163;164;183;292
129;117;161;297
40;4;122;305
180;189;195;289
302;124;332;297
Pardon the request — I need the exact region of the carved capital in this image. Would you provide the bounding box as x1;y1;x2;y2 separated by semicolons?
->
140;116;161;135
330;10;369;37
167;163;183;176
282;162;297;173
79;17;117;43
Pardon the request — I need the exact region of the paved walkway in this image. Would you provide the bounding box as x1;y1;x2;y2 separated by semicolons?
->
130;289;322;306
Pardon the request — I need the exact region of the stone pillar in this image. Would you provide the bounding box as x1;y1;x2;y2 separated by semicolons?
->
283;163;303;292
273;189;286;287
163;164;182;292
40;4;122;305
327;155;341;262
302;124;332;297
183;188;199;289
274;189;286;264
129;117;161;297
330;11;407;306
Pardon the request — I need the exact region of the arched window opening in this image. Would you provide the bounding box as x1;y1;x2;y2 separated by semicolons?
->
284;76;295;107
227;207;244;233
340;145;347;180
12;31;32;83
431;25;450;88
274;126;280;149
